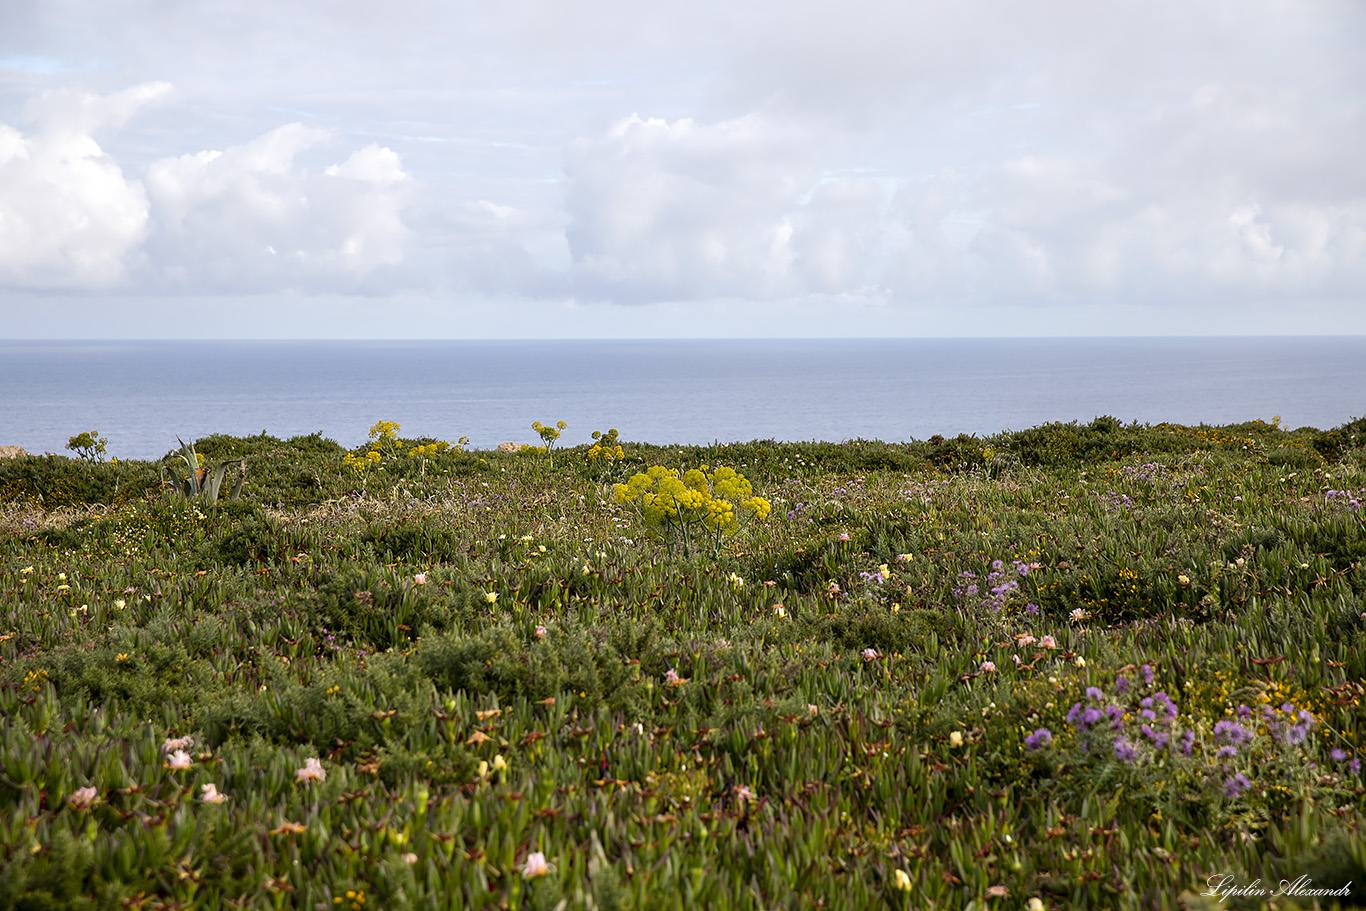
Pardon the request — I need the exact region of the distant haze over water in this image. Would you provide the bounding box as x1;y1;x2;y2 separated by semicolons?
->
2;337;1363;461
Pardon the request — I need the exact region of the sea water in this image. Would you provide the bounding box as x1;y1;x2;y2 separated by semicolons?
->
1;337;1363;461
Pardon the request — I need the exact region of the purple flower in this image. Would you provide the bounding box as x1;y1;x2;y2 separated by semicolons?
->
1115;675;1129;695
1025;728;1054;751
1236;704;1252;720
1142;664;1154;685
1082;707;1105;727
1218;745;1238;759
1223;773;1252;799
1025;603;1040;615
1085;687;1105;702
1213;720;1254;747
1112;737;1139;763
1331;748;1348;762
1350;759;1361;776
1180;730;1195;755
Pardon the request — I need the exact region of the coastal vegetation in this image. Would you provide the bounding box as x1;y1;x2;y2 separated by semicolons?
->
2;415;1365;909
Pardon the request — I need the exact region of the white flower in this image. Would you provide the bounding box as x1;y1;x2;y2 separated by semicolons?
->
980;661;996;673
166;749;193;770
295;757;326;783
521;851;550;879
114;599;126;609
413;573;427;585
861;648;878;661
728;572;744;589
772;604;787;618
1027;899;1046;911
949;731;964;748
199;783;227;804
1070;608;1089;622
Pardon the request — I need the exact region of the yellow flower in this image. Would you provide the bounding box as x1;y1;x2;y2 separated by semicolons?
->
949;731;964;748
485;591;498;604
893;869;912;891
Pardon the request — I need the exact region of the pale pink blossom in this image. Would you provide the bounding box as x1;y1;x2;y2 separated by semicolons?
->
861;648;879;661
837;532;851;542
413;573;427;585
980;661;997;673
295;757;326;783
162;735;193;754
1040;635;1057;649
535;625;547;638
166;749;193;770
521;851;550;879
199;783;227;804
734;784;756;803
68;786;98;810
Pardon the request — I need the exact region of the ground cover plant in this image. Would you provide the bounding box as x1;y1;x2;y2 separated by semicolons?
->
2;415;1366;910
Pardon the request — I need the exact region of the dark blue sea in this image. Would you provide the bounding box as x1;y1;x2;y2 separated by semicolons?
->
2;338;1363;461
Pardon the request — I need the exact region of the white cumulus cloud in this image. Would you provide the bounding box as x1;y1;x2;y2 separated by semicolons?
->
0;83;170;288
142;126;413;291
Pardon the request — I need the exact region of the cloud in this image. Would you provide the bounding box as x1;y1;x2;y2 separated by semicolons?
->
0;83;169;288
141;127;414;292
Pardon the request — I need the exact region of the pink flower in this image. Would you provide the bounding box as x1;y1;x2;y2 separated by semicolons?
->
521;851;550;879
734;784;756;803
413;573;427;585
166;749;193;770
861;648;878;661
199;783;227;804
535;625;547;638
1040;635;1057;650
162;735;194;754
68;786;99;810
664;668;686;686
980;661;997;673
837;532;851;542
295;757;326;783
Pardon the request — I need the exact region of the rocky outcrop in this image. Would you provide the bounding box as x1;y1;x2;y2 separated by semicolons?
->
0;446;27;460
495;442;525;453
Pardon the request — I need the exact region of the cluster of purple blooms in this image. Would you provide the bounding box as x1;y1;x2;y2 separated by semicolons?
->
953;558;1037;613
1055;677;1190;764
1026;665;1354;801
1121;462;1168;483
1324;488;1363;513
903;479;954;505
1098;491;1136;513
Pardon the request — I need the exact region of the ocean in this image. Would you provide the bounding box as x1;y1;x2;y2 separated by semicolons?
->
1;337;1363;461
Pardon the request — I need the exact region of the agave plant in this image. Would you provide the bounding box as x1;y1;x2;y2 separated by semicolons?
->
161;437;247;506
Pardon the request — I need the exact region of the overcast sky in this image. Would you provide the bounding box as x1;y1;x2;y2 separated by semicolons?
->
1;0;1363;338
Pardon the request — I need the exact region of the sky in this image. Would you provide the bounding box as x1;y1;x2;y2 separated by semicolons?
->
1;0;1363;338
